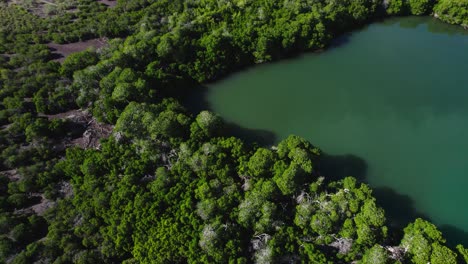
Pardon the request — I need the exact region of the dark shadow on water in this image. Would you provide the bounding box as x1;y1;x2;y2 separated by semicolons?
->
326;33;351;52
181;85;277;146
439;225;468;247
373;187;428;228
373;187;428;243
371;187;468;247
318;153;367;182
181;85;212;113
224;122;277;146
318;152;468;247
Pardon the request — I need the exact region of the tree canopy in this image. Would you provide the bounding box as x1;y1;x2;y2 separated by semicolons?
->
0;0;466;262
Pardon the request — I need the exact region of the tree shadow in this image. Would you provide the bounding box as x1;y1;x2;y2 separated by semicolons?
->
372;187;428;242
370;187;468;247
316;152;468;247
318;153;367;182
48;47;64;61
224;122;276;146
64;120;87;139
181;85;277;146
373;187;427;228
439;225;468;247
181;85;212;114
327;33;351;51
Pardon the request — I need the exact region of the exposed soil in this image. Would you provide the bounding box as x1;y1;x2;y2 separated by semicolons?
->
69;117;113;149
13;193;56;216
97;0;116;7
48;38;108;62
0;169;21;181
41;109;114;149
0;53;14;58
40;109;88;121
30;197;56;216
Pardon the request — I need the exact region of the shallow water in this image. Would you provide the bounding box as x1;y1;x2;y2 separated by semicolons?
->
203;17;468;244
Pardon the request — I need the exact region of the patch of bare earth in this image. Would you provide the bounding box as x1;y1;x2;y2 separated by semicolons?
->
0;169;21;181
14;194;56;216
97;0;116;7
47;38;108;62
30;196;56;215
39;108;86;120
42;109;113;149
1;53;14;58
72;118;113;149
8;181;71;217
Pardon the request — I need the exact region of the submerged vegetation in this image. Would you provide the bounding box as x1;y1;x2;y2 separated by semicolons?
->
0;0;467;263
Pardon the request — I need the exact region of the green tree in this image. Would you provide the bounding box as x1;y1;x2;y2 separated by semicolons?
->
457;244;468;263
0;236;14;262
274;163;306;195
360;244;390;264
408;0;434;15
194;111;223;137
60;49;99;78
430;243;457;264
247;148;275;177
386;0;408;15
434;0;468;26
400;218;454;264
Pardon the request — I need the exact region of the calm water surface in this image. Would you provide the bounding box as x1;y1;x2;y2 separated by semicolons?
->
204;17;468;244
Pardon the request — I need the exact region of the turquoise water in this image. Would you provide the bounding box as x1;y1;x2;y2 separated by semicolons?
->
203;17;468;244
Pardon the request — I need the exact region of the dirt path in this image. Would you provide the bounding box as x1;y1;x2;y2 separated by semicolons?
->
36;0;58;6
48;38;108;62
97;0;116;7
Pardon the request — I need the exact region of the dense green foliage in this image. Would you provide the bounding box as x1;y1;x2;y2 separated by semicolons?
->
10;102;463;263
0;0;467;263
385;0;435;15
434;0;468;27
385;0;468;23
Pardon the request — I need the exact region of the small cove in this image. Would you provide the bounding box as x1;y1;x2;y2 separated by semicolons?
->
196;16;468;245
